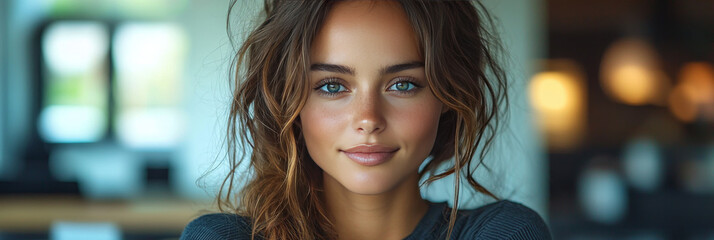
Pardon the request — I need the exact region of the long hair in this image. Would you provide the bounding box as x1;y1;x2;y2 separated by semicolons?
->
219;0;508;239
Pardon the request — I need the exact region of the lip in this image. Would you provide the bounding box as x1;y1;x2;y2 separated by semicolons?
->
341;144;399;166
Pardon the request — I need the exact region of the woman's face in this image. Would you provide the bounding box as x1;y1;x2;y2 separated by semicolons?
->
300;1;444;195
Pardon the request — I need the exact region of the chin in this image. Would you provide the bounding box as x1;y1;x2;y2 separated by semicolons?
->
343;183;394;196
336;171;401;195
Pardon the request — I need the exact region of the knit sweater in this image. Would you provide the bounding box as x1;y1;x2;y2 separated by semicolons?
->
180;200;551;239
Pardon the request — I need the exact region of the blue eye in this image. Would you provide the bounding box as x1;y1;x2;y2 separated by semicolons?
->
318;82;346;94
389;81;416;92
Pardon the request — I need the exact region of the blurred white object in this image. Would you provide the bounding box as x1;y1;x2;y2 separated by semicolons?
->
623;138;664;192
43;21;108;75
116;108;185;149
113;23;187;149
579;164;628;224
50;144;143;199
50;221;121;240
40;21;110;143
39;105;105;143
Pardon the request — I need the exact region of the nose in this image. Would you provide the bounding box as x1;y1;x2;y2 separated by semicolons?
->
351;91;386;135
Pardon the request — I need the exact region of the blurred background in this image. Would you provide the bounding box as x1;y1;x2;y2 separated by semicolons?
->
545;0;714;239
0;0;712;239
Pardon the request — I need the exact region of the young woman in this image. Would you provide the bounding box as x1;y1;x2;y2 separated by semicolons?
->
181;0;551;239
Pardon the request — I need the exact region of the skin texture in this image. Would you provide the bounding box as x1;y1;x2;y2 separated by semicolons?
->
299;1;444;239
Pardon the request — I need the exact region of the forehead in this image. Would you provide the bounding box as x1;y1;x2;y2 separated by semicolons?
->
310;1;422;66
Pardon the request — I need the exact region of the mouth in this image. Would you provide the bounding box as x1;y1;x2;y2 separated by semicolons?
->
340;144;399;166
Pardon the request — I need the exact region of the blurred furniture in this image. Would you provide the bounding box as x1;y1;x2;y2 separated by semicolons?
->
0;195;211;238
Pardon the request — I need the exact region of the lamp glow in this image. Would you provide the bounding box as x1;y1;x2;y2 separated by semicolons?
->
600;38;667;106
529;60;586;151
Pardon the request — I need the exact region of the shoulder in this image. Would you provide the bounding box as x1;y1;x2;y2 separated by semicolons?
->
456;200;552;240
180;213;253;240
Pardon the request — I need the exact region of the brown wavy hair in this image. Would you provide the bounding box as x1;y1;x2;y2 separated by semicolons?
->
217;0;508;239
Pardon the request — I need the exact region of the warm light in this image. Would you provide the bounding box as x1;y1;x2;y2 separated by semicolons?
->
529;60;586;151
600;38;667;106
678;62;714;104
651;70;672;106
669;84;698;122
670;62;714;122
531;72;577;112
610;64;656;104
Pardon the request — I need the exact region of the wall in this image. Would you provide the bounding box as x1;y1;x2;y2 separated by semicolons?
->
2;0;49;180
172;0;261;199
420;0;548;217
486;0;547;217
0;0;7;178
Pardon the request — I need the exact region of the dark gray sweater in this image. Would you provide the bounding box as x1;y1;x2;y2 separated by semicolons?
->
180;200;551;239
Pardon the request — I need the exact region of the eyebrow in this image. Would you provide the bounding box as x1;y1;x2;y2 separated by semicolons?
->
310;61;424;76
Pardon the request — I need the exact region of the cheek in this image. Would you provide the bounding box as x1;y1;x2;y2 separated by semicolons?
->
389;97;442;155
299;100;347;161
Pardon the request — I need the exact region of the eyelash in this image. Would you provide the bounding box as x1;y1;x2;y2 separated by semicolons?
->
313;77;423;97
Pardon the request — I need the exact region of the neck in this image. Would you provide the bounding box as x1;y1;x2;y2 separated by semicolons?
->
323;173;429;240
